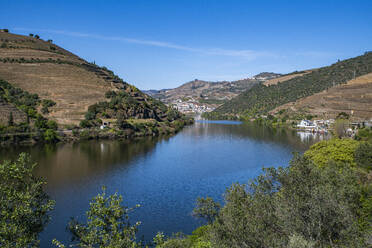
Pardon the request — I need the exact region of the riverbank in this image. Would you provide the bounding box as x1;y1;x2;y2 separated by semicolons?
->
0;117;194;146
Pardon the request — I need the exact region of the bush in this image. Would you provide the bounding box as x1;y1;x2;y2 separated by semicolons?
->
105;90;117;98
304;138;359;167
192;197;220;224
79;119;92;128
208;156;367;247
84;111;96;120
47;120;58;130
354;142;372;170
43;129;59;143
0;153;55;247
54;187;142;247
355;127;372;141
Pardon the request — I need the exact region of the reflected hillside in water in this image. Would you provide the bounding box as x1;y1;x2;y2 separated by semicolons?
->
193;120;330;151
0;122;329;189
0;136;171;187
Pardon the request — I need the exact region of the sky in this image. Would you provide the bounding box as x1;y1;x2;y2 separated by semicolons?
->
1;0;372;90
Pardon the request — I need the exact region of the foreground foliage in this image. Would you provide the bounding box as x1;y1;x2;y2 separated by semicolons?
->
2;138;371;247
161;139;372;248
304;138;359;167
0;153;55;247
54;187;142;248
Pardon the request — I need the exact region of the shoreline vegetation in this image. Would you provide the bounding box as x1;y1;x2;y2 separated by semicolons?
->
1;135;371;247
0;31;194;147
0;76;194;146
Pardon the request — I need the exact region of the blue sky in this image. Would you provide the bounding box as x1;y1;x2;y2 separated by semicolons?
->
2;0;372;89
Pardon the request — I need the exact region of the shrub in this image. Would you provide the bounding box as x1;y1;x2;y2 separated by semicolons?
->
47;120;58;130
304;138;359;167
54;187;142;247
208;156;366;247
79;120;92;128
43;129;59;143
192;197;220;224
0;153;55;247
85;111;96;120
354;142;372;170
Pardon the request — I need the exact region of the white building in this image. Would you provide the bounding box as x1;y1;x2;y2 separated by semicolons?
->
297;120;316;129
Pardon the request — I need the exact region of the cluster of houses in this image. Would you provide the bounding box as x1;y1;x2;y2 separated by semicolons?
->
297;119;333;133
297;119;372;136
171;99;215;114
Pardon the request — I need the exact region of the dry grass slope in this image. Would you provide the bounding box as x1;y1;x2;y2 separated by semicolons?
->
0;32;128;125
272;73;372;121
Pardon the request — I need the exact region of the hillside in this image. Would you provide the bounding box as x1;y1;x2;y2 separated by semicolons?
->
254;72;283;81
0;31;183;128
145;78;261;104
207;52;372;119
271;73;372;121
144;73;283;113
263;70;312;86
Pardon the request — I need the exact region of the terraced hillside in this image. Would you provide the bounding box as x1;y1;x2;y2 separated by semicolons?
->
0;31;181;126
207;52;372;119
271;73;372;121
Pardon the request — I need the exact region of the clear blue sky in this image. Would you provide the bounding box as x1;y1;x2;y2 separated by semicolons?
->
2;0;372;89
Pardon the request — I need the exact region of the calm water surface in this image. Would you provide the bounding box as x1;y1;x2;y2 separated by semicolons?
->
0;121;329;247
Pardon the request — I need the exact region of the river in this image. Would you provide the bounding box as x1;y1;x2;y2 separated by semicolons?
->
0;120;329;247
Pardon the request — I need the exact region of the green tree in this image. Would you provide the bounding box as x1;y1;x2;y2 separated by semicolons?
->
334;119;350;138
208;156;367;248
0;153;55;247
354;142;372;170
43;129;59;143
192;197;220;224
55;187;142;248
304;138;359;167
46;120;58;130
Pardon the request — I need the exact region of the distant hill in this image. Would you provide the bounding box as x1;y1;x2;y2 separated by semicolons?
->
253;72;282;81
207;52;372;119
145;76;278;107
0;31;182;126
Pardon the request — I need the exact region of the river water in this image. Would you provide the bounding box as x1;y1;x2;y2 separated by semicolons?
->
0;120;329;247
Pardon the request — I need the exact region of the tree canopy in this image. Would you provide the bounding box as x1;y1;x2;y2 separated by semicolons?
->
0;153;55;248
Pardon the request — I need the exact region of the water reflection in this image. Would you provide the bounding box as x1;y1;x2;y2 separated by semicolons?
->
0;121;329;247
296;131;330;143
194;121;328;150
0;136;171;187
